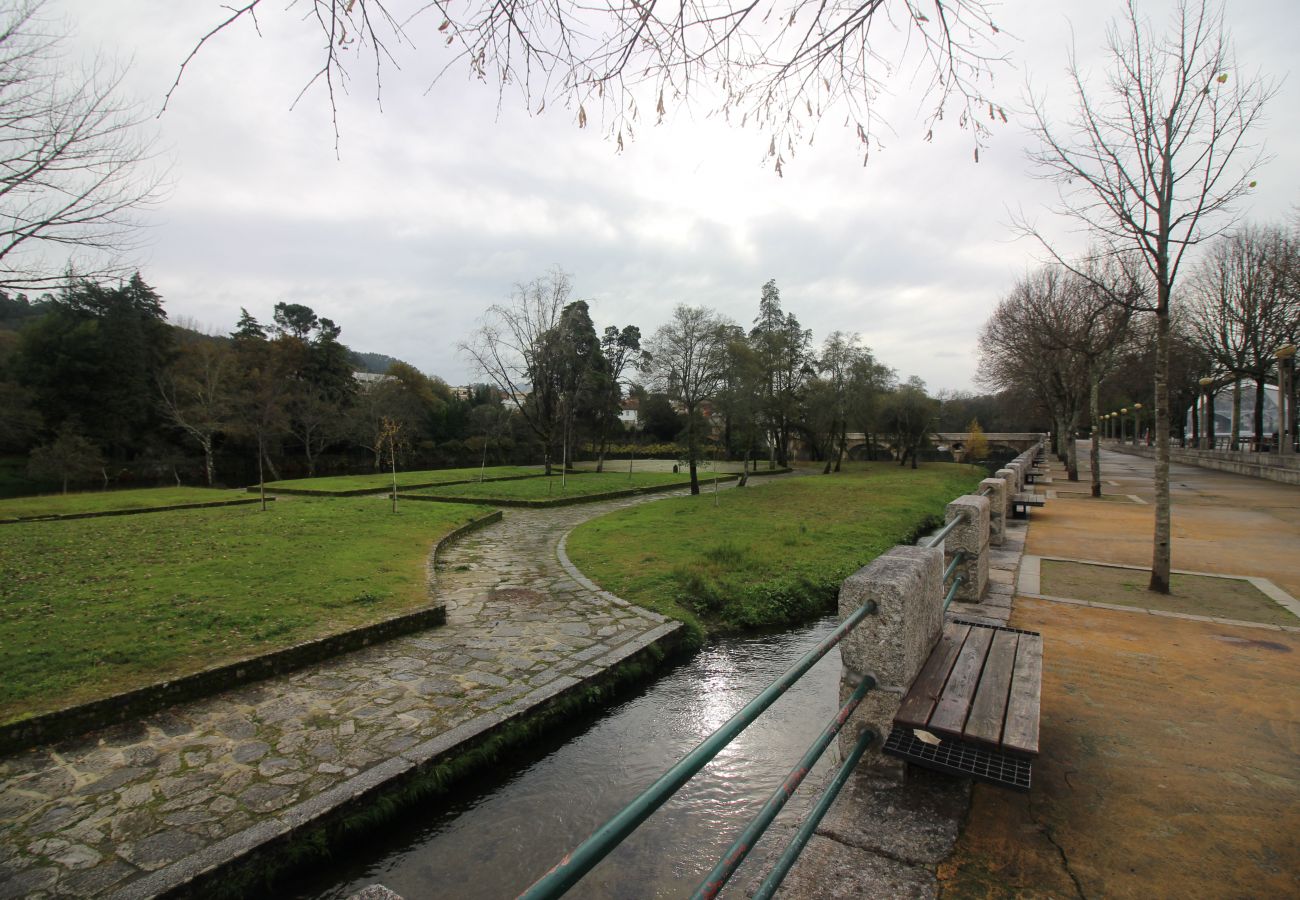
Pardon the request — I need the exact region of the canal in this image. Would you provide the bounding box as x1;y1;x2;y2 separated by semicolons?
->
292;617;843;899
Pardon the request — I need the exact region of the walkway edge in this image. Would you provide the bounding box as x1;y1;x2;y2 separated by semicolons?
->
106;620;685;900
0;511;504;756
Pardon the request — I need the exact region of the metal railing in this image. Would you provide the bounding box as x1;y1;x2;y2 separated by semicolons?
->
519;598;880;900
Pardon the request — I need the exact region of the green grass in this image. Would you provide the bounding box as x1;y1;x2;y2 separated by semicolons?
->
261;465;544;493
0;497;494;721
0;486;251;520
404;471;697;502
566;461;985;642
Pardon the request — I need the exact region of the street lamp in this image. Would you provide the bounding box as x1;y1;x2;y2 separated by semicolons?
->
1198;377;1214;450
1120;408;1128;443
1277;345;1296;455
1132;403;1143;446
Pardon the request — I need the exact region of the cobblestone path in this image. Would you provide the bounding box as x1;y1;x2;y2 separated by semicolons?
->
0;491;693;900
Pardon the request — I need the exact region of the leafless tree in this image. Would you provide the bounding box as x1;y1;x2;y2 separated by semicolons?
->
0;0;165;290
1016;0;1274;593
157;332;235;486
1187;225;1300;447
459;267;572;474
169;0;1008;168
979;264;1132;493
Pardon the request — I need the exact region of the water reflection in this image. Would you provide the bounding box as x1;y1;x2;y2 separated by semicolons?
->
292;618;842;900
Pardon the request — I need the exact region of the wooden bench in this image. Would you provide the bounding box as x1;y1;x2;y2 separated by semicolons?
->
1026;468;1052;485
1011;492;1045;518
883;620;1043;791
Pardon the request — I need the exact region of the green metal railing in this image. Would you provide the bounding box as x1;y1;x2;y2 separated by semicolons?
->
518;597;880;900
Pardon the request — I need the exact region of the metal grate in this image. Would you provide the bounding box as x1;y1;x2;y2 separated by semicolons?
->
954;619;1041;638
883;726;1032;792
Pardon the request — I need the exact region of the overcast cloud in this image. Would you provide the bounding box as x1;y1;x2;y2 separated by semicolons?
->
49;0;1300;391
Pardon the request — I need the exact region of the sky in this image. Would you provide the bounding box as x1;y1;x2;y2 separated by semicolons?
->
47;0;1300;391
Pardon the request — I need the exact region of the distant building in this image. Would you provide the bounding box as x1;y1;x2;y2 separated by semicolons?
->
353;371;391;386
619;397;640;429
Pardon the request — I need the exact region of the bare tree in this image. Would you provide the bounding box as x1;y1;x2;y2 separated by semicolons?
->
157;332;235;486
0;0;164;290
1017;0;1274;593
1187;225;1300;448
980;263;1133;494
459;267;572;474
169;1;1007;167
642;304;732;494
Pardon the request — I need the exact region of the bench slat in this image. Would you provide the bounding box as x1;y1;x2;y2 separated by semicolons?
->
927;626;994;736
1002;634;1043;756
963;630;1020;747
895;623;970;728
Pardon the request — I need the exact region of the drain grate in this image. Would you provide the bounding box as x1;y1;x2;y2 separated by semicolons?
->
883;727;1032;792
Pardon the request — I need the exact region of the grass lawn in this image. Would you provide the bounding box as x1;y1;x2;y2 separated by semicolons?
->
0;486;251;520
404;471;697;502
0;497;493;722
566;461;985;641
262;465;544;494
1041;560;1298;625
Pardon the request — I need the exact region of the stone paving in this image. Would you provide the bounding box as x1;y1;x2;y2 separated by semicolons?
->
0;490;700;900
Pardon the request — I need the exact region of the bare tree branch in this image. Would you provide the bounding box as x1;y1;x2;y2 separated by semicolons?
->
170;0;1008;168
0;0;166;291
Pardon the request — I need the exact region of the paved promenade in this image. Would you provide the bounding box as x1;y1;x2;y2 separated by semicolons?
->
0;491;693;899
778;446;1300;899
939;447;1300;898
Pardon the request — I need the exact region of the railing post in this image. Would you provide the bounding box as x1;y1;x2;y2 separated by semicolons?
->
944;495;989;603
836;547;943;775
980;477;1007;547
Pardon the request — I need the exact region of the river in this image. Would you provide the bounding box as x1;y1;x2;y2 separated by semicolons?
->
291;617;843;899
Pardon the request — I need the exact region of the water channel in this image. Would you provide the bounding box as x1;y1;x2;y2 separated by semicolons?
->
291;617;843;900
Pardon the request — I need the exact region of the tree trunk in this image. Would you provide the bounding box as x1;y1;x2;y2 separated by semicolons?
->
834;420;846;472
1066;411;1079;481
1253;376;1266;448
1149;306;1172;594
262;445;280;482
1231;380;1241;450
1090;379;1102;498
257;435;267;512
201;436;215;487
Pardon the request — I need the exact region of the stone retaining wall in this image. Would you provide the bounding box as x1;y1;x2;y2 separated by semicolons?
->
0;511;503;756
836;440;1044;771
1108;443;1300;485
397;476;739;508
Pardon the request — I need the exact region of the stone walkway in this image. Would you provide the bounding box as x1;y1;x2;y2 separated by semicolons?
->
0;489;707;900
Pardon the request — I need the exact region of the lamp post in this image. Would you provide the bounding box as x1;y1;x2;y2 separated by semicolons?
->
1132;403;1142;447
1198;377;1214;450
1120;408;1128;443
1278;345;1296;455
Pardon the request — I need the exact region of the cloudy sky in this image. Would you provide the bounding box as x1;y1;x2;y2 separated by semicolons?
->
49;0;1299;391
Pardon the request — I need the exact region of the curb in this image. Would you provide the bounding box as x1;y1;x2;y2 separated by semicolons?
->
395;476;734;508
106;620;685;900
0;511;503;756
249;473;548;497
0;496;273;525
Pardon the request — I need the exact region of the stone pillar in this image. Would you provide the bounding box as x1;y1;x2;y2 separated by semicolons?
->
1007;460;1024;492
945;495;989;603
836;546;944;772
980;477;1007;547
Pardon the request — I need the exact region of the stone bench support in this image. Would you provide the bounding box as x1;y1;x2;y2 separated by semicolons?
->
836;545;944;773
981;477;1008;547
